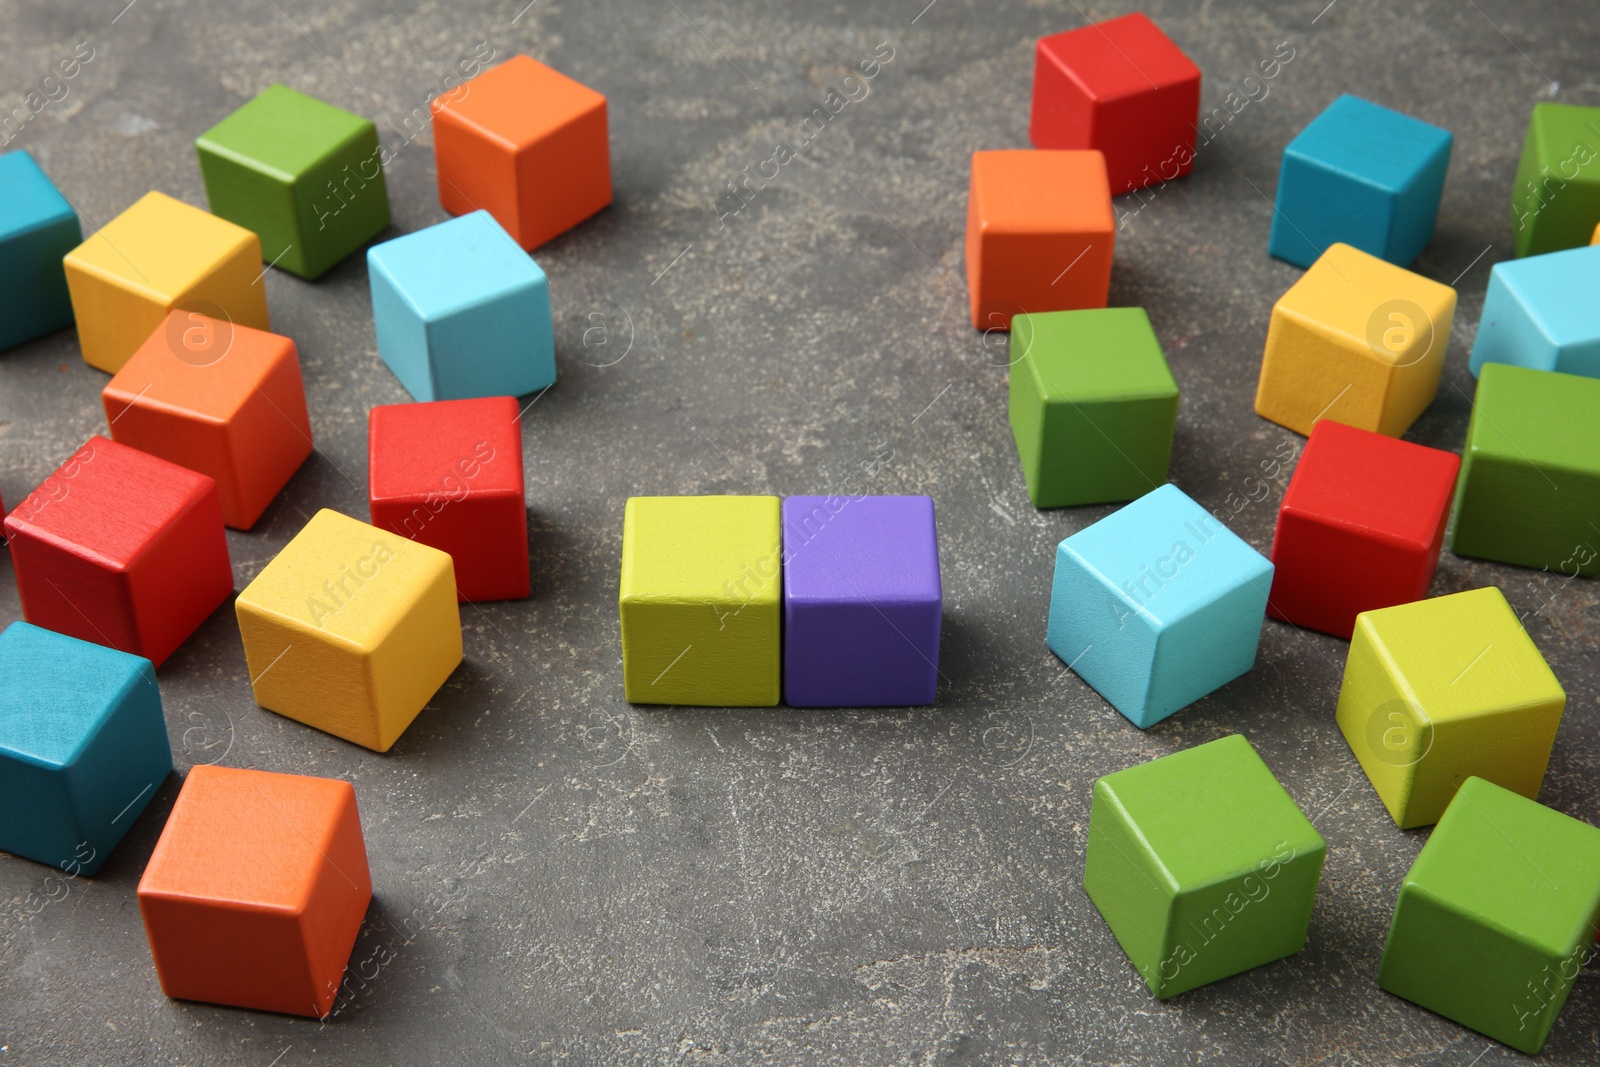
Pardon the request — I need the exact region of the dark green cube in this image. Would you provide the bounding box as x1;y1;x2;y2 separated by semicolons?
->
1510;102;1600;258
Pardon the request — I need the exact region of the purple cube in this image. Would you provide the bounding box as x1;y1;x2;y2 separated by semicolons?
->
782;495;942;707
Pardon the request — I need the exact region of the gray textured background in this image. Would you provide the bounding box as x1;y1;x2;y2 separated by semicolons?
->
2;0;1598;1063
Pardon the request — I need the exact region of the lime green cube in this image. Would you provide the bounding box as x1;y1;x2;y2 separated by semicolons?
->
196;85;390;280
1379;776;1600;1054
1447;363;1600;575
618;496;780;706
1008;308;1179;508
1084;734;1326;998
1511;103;1600;258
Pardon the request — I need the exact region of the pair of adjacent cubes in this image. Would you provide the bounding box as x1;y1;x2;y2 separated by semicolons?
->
618;495;941;707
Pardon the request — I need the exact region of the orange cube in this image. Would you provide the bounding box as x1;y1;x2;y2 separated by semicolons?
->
137;765;371;1018
432;55;612;251
102;311;313;530
965;150;1115;330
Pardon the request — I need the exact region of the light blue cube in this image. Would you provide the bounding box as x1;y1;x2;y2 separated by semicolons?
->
1268;95;1452;269
367;209;555;401
0;150;82;351
1469;244;1600;379
1047;484;1273;729
0;622;172;875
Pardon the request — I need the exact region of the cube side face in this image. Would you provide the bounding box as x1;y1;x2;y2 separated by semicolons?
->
367;560;463;750
175;231;271;343
1268;508;1437;639
288;124;390;279
621;598;779;706
1449;448;1600;575
369;258;437;400
195;144;299;277
1046;542;1159;723
1027;38;1097;153
1092;80;1200;194
972;229;1114;329
0;211;81;351
1007;355;1050;504
1469;268;1559;376
63;255;174;374
1404;700;1563;829
1082;782;1175;994
1147;568;1270;722
1510;105;1600;259
375;493;529;602
297;787;372;1014
6;524;143;655
140;892;321;1015
1385;136;1452;266
1256;311;1389;436
124;480;235;667
222;352;315;529
1034;393;1177;507
433;108;522;236
512;102;612;250
1268;150;1396;268
784;598;939;707
59;668;170;873
0;755;79;872
237;601;382;748
427;278;555;399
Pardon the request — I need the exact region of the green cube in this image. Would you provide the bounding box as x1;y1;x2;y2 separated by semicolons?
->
1378;776;1600;1054
1083;734;1326;998
1447;363;1600;575
1511;103;1600;258
196;85;390;280
1008;308;1179;508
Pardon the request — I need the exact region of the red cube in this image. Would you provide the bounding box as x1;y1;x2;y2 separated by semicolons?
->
1029;13;1201;193
1267;420;1461;639
368;396;529;602
2;436;234;666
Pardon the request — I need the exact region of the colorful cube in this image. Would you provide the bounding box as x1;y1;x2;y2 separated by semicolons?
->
1255;242;1455;437
1448;363;1600;574
1269;94;1452;268
0;621;170;876
965;150;1114;331
1335;587;1565;829
432;54;612;251
619;496;780;706
1378;777;1600;1053
137;765;372;1017
781;495;941;707
235;509;462;752
1047;484;1273;728
1510;103;1600;258
102;312;313;530
1469;245;1600;378
62;191;269;373
2;437;234;667
196;84;390;281
1008;308;1179;507
367;210;554;401
1028;13;1201;193
1084;734;1326;998
0;149;81;350
368;396;528;602
1267;420;1459;639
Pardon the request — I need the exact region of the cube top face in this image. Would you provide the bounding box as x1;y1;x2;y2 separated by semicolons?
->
196;85;374;183
781;495;939;605
368;396;524;502
1355;587;1564;725
620;496;781;606
970;150;1114;236
64;192;257;299
1036;13;1200;101
1282;420;1460;548
1013;308;1177;403
106;312;297;424
1275;243;1456;363
1467;363;1600;474
432;54;605;154
0;149;76;239
1482;244;1600;353
1409;777;1600;955
237;508;455;651
1095;735;1325;887
366;210;543;322
0;621;153;768
1287;94;1453;197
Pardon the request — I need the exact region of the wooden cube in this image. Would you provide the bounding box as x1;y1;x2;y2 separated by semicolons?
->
619;496;780;706
368;396;528;602
1255;242;1455;437
137;765;372;1017
1267;420;1459;638
1449;363;1600;574
1008;308;1178;507
1047;484;1273;728
1028;13;1201;193
1469;244;1600;378
367;210;555;401
102;311;313;530
196;84;390;280
1510;102;1600;258
0;149;81;350
965;150;1114;330
62;191;269;373
1269;94;1452;268
432;54;611;251
1084;735;1326;998
235;509;461;752
0;621;170;876
1378;777;1600;1053
1335;587;1565;829
3;437;234;667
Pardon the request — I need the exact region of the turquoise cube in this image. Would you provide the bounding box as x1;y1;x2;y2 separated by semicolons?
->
367;209;555;401
1469;245;1600;378
0;150;82;351
1268;95;1452;269
1047;484;1273;728
0;622;172;875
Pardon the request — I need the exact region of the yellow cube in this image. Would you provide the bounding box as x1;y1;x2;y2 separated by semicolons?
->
1255;242;1455;437
236;509;462;752
63;191;270;373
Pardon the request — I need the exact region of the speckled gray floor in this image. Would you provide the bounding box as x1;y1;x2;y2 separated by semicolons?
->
2;0;1598;1064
